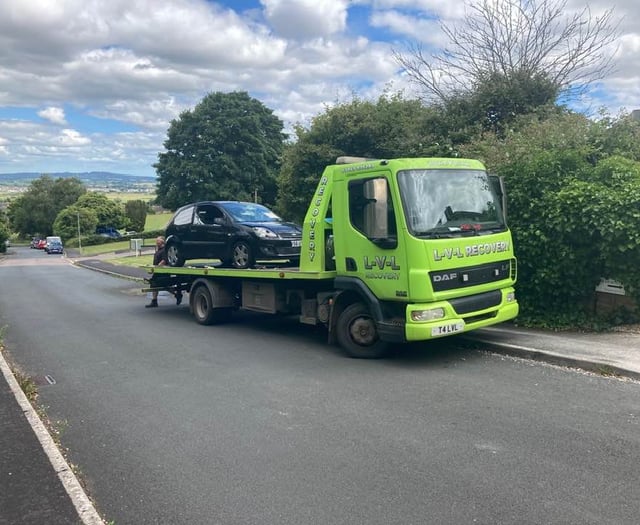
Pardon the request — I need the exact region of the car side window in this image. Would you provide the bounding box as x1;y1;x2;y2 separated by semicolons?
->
195;204;224;225
173;205;195;226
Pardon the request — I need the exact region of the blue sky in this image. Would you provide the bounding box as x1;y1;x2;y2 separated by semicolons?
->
0;0;638;177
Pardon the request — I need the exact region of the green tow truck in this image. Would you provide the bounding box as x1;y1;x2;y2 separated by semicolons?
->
146;156;519;358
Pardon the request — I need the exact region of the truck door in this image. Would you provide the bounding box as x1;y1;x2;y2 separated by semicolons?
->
341;175;408;298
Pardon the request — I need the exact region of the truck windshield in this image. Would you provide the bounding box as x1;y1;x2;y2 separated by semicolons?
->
397;169;506;237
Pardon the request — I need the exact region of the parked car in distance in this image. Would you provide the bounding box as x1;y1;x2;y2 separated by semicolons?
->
36;239;47;250
45;236;62;251
96;226;121;239
164;201;302;269
30;237;41;249
46;240;64;254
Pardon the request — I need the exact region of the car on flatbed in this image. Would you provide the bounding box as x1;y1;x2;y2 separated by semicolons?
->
164;201;302;269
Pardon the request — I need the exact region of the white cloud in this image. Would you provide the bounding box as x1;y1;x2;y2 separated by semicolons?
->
369;10;445;46
261;0;349;39
0;0;638;177
38;107;67;125
58;129;91;146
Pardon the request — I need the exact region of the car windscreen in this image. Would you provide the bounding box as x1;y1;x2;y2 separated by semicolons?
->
221;203;282;223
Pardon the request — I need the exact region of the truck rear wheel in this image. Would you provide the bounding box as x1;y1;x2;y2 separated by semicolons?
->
336;303;389;359
191;285;232;325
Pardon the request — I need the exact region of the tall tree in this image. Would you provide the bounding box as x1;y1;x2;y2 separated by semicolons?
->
394;0;619;115
277;94;449;222
154;91;286;210
0;209;9;253
74;192;126;229
53;205;98;243
124;200;148;232
7;175;86;236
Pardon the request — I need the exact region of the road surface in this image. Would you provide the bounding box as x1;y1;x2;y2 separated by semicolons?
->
1;246;639;524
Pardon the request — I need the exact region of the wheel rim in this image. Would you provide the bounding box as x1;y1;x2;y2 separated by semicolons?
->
233;243;249;268
348;315;378;346
167;245;179;265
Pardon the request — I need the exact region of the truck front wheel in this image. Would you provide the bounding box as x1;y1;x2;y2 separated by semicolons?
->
336;303;389;359
191;285;232;325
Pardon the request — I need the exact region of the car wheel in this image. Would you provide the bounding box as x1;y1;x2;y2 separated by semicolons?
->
230;240;254;269
165;242;185;267
336;302;389;359
191;285;233;325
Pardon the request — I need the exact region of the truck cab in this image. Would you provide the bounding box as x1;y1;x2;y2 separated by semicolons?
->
299;157;518;354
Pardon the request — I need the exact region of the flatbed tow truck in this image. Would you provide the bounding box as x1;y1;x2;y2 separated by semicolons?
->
146;156;519;358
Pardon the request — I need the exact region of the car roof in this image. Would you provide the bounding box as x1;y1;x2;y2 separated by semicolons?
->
175;201;265;212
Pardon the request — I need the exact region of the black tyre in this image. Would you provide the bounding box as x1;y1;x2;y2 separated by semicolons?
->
230;240;254;269
191;285;232;325
336;302;389;359
166;242;185;267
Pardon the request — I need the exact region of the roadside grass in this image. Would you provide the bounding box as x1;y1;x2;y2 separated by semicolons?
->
73;212;171;256
109;255;218;267
110;254;154;266
77;241;131;255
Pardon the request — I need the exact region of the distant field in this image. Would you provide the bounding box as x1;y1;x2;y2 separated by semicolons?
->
104;191;156;202
145;212;172;231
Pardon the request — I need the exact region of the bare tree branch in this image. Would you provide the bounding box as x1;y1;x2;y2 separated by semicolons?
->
394;0;620;104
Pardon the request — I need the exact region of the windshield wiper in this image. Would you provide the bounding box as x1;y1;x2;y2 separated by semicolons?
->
414;227;458;239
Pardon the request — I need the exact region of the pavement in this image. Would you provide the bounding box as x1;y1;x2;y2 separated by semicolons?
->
1;248;639;524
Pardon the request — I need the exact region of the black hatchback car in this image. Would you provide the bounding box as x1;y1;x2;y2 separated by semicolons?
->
164;201;302;268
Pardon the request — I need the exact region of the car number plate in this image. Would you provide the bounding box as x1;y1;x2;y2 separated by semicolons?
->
291;240;301;247
431;322;464;336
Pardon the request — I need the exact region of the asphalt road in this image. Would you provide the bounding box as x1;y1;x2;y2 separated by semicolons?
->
1;246;639;524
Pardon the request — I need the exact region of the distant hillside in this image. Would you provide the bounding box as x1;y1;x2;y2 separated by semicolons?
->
0;171;156;185
0;171;157;196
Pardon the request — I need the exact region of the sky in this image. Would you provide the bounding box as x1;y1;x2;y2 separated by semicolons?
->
0;0;639;177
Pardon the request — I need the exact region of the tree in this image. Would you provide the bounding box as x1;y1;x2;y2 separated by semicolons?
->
0;209;9;253
53;205;98;243
124;200;148;232
444;71;560;136
7;176;86;236
394;0;619;115
154;91;286;211
74;193;126;229
277;94;450;221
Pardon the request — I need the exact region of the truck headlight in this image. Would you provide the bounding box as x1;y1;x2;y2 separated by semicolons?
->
506;291;516;302
411;307;445;322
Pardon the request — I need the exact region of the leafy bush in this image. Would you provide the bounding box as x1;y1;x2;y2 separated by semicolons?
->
463;112;640;327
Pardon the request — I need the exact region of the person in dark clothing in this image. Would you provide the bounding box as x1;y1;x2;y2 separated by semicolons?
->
146;236;183;307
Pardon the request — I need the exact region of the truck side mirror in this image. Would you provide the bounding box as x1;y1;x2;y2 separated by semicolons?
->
489;174;507;221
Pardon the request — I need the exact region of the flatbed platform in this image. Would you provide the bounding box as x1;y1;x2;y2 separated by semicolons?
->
145;263;337;281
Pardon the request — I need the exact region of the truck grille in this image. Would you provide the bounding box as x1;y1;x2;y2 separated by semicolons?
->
430;260;512;292
449;290;502;315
